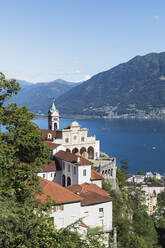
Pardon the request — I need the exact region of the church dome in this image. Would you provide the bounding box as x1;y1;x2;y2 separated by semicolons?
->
71;121;80;127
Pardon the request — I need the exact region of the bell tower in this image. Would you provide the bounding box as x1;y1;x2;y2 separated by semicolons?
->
48;98;59;130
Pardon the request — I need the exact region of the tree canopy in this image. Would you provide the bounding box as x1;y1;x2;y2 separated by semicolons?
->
0;73;107;248
102;168;158;248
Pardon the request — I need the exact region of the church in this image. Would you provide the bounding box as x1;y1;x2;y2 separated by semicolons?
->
41;100;100;160
37;100;114;234
39;100;117;189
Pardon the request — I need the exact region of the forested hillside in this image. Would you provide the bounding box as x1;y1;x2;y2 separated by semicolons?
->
56;52;165;118
9;79;79;114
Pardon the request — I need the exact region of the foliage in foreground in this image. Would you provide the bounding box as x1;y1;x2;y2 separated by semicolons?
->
102;162;159;248
0;73;107;248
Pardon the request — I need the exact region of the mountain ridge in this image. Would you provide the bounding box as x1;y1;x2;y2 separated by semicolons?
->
9;79;80;114
56;52;165;118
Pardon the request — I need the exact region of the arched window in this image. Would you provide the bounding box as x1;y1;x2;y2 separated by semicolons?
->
66;148;71;153
67;177;71;186
111;168;113;177
62;175;66;187
72;148;79;154
80;147;86;158
48;133;52;140
54;123;57;130
87;146;94;159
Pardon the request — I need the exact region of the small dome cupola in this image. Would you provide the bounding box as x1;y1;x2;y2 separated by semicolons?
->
48;98;59;130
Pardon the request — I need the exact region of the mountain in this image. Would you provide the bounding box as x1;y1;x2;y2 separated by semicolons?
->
9;79;80;114
56;52;165;118
16;80;33;88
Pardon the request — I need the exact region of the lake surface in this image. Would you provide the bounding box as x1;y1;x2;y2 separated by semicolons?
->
33;117;165;174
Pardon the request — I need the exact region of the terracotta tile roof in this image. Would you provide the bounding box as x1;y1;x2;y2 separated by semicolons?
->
41;129;56;139
77;157;93;166
44;141;61;150
79;221;88;228
64;125;71;129
67;183;112;206
91;169;103;181
37;178;82;204
40;160;56;172
54;150;92;166
55;150;77;163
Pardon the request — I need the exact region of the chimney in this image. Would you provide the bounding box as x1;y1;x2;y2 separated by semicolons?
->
76;156;80;163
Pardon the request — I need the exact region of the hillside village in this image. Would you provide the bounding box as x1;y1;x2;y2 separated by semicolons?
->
38;100;116;239
1;74;165;247
36;100;165;245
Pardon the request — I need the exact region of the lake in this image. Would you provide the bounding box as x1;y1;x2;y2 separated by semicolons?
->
33;117;165;174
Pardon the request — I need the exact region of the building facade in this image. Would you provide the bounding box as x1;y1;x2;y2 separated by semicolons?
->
37;178;113;232
46;101;100;160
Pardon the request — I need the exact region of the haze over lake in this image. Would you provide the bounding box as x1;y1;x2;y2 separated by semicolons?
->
33;117;165;174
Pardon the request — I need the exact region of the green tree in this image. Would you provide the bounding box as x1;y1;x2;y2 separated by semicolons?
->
120;159;129;173
0;73;53;247
0;73;108;248
137;169;144;175
103;179;158;248
0;72;20;107
116;167;127;189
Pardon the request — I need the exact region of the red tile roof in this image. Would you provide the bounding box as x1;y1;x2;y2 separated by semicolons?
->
41;129;56;139
55;150;76;163
54;150;92;166
77;157;93;166
67;183;112;206
64;125;71;129
37;178;82;204
79;221;88;228
44;141;61;150
40;160;56;172
91;170;103;181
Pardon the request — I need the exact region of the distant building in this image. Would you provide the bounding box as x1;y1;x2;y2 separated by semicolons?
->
126;174;165;215
142;183;165;215
127;175;145;184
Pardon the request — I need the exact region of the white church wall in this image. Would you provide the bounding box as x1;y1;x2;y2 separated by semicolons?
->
54;170;62;185
91;180;102;188
78;165;91;184
62;161;78;186
142;185;165;195
95;140;100;159
81;201;112;232
51;202;81;229
52;144;66;155
38;172;56;181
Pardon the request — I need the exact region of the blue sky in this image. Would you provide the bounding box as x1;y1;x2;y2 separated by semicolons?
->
0;0;165;83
